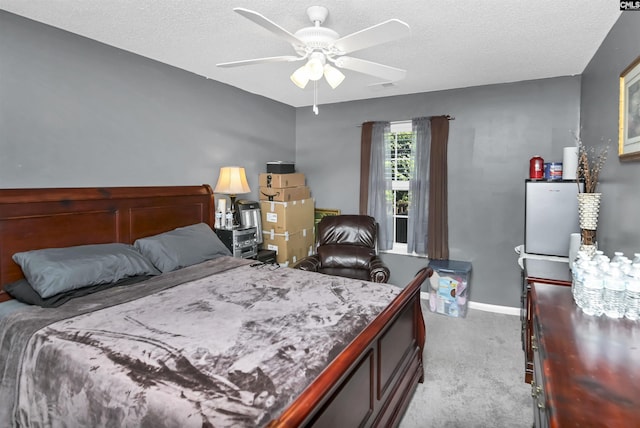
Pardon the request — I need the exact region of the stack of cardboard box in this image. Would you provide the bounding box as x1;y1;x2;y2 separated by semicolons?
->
259;172;315;266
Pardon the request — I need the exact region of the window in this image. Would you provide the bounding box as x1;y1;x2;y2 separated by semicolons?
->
363;117;440;257
387;121;414;251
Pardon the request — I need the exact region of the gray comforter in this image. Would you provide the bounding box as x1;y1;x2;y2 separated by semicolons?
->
0;256;400;427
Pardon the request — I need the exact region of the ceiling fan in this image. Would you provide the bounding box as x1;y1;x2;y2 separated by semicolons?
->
217;6;410;112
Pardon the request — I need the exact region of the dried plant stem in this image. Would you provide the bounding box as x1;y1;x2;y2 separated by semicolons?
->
576;138;608;193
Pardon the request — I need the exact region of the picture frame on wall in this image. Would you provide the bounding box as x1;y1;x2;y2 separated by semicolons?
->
619;55;640;161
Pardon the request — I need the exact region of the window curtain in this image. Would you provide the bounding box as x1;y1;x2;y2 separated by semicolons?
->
360;121;393;250
427;116;450;260
360;116;450;257
359;122;373;215
407;117;431;255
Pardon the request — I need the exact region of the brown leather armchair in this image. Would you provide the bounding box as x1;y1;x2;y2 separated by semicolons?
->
293;215;390;283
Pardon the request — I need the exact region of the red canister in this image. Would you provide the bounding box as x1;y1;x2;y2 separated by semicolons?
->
529;156;544;179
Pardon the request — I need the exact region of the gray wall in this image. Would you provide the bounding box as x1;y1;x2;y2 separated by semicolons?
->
0;11;296;199
5;10;637;309
295;78;582;307
580;12;640;257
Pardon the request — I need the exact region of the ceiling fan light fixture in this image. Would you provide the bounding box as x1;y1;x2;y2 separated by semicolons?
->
290;65;310;88
323;64;345;89
305;52;326;81
305;57;324;80
219;6;411;104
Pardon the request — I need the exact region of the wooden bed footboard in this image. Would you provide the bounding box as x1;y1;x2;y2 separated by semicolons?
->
271;267;432;428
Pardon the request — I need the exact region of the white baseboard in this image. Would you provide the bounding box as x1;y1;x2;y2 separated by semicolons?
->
468;301;520;316
420;291;520;316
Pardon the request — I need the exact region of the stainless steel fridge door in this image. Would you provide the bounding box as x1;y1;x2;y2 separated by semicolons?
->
525;181;582;257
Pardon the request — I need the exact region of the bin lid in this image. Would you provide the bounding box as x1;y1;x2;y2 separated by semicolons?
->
428;259;472;273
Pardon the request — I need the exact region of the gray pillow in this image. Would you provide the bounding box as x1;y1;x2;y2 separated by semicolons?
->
133;223;231;273
12;243;161;298
4;275;152;308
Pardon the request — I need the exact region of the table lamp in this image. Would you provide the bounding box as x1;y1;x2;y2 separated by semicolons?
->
214;166;251;227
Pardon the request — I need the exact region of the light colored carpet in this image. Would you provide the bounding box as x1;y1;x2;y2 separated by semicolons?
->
400;302;532;428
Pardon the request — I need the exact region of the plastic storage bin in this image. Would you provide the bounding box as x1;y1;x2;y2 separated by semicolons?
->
427;259;472;318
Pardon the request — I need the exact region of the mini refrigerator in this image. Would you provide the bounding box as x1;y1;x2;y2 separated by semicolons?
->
524;180;582;257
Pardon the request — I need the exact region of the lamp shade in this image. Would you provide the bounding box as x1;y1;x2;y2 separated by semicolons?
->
306;56;325;81
290;65;310;89
324;64;345;89
214;166;251;195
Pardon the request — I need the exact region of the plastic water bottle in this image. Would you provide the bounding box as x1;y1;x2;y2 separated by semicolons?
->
625;264;640;321
225;209;233;229
581;264;604;316
611;251;625;264
603;262;626;319
595;253;610;271
572;252;588;306
571;254;579;302
576;258;597;309
633;253;640;264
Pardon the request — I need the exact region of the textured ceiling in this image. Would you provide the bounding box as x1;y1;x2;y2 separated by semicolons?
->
1;1;621;108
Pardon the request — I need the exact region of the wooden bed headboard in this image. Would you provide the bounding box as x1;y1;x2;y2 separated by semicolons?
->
0;185;215;301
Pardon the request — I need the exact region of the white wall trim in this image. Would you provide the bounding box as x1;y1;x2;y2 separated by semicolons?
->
468;301;520;316
420;292;520;316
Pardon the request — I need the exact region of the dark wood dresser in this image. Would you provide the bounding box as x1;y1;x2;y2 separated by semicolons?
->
521;258;572;383
530;283;640;427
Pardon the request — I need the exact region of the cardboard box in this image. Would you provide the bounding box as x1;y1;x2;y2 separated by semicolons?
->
262;228;315;266
260;198;314;234
427;260;472;318
259;173;305;188
259;186;311;202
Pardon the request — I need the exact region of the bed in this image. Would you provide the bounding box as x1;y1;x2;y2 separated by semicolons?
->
0;185;431;427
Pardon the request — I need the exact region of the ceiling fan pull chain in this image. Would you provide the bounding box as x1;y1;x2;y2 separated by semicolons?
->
313;80;319;115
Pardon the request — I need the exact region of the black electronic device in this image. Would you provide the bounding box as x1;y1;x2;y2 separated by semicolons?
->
236;200;263;244
256;249;277;264
215;227;258;259
266;161;295;174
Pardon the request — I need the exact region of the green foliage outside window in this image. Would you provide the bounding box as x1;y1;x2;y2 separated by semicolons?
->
390;132;413;182
386;131;413;209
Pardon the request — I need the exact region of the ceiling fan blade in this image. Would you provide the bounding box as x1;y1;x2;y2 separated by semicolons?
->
217;55;303;68
333;19;410;54
334;56;406;82
233;8;305;48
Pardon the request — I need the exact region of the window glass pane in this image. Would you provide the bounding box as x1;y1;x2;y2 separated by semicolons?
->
395;217;408;244
395;190;409;215
389;159;397;180
396;132;413;181
387;124;414;247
